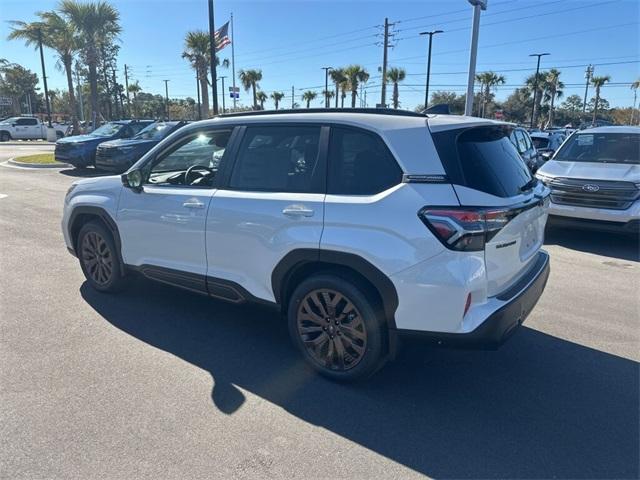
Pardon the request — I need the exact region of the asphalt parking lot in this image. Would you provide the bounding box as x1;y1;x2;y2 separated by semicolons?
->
1;143;639;479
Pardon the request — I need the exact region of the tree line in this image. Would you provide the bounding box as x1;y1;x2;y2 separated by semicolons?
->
3;0;639;128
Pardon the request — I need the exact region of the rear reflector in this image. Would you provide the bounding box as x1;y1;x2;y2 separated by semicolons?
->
463;293;472;317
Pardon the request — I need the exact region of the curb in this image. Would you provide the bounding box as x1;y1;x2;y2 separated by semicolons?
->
7;158;71;169
0;141;56;146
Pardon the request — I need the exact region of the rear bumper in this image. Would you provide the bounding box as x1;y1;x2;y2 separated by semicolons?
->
393;250;550;349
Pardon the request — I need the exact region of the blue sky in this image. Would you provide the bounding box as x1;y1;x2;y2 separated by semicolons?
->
1;0;638;111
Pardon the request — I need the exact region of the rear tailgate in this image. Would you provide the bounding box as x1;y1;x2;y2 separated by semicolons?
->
430;123;550;296
453;184;549;296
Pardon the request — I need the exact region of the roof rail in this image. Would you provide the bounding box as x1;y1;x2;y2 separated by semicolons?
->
217;107;428;119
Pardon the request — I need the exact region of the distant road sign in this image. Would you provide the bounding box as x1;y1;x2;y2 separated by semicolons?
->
0;96;12;106
228;86;240;93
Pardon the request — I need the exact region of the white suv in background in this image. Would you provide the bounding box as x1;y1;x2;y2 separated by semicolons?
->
536;126;640;234
62;110;551;381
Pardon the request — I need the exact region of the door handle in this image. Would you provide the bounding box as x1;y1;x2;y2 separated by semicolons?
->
282;204;314;217
183;200;205;209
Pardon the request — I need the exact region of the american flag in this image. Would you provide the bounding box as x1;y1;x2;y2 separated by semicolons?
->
214;21;231;52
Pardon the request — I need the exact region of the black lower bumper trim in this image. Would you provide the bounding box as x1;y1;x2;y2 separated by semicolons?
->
548;215;640;235
393;250;550;350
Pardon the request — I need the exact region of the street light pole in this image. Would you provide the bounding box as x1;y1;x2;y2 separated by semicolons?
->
529;52;550;128
419;30;443;109
322;67;332;108
163;79;170;121
464;0;487;116
219;76;226;113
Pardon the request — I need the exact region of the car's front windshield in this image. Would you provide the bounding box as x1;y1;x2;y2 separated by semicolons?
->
0;117;21;124
90;122;124;137
133;122;173;141
554;132;639;164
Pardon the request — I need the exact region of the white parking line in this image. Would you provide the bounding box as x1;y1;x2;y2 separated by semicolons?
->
0;194;7;199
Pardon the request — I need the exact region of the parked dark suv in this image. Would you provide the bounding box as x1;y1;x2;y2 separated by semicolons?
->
55;120;154;168
95;121;188;173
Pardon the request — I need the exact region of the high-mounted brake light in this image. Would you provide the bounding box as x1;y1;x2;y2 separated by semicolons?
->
418;207;512;252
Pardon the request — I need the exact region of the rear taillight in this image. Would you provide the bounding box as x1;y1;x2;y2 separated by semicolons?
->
418;207;511;251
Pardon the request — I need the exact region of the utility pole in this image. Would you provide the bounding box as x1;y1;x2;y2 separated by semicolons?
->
208;0;219;115
291;85;295;109
464;0;487;116
583;64;594;113
631;85;638;125
37;28;52;127
419;30;443;109
124;64;131;118
529;52;550;128
219;76;226;113
380;17;390;108
364;89;367;108
163;79;170;121
322;67;332;108
196;71;201;120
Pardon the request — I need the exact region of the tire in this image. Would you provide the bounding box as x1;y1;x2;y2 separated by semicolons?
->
77;221;128;293
0;132;11;142
288;274;387;381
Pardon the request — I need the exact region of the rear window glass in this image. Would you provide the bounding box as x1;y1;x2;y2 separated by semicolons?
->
554;132;639;164
531;137;549;149
432;126;532;198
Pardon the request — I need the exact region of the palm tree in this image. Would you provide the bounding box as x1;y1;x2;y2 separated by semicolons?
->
386;67;406;109
339;81;348;108
591;75;611;124
329;68;346;108
182;30;212;118
238;69;262;109
59;0;121;125
8;11;81;133
343;65;369;108
127;80;141;117
256;91;267;110
322;89;335;107
270;91;285;110
525;71;547;127
543;69;564;127
475;71;505;118
301;90;317;108
630;78;640;125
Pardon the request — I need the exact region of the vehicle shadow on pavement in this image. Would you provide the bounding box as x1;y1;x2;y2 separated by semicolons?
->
545;227;639;262
58;167;112;178
81;280;639;479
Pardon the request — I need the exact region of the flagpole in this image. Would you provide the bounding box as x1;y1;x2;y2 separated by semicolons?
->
231;12;237;110
208;0;219;115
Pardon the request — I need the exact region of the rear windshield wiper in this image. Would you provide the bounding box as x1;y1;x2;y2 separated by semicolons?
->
520;177;539;192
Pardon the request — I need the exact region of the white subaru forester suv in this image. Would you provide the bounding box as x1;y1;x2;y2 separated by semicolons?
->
63;109;551;381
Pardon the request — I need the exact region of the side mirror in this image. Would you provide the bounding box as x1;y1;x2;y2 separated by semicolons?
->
121;169;143;192
540;151;553;161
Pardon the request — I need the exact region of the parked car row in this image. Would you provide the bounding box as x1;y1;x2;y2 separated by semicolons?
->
54;119;187;171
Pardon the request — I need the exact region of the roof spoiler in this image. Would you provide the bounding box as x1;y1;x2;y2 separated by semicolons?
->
422;104;451;115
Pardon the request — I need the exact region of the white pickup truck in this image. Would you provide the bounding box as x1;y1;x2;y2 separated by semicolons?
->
0;117;68;141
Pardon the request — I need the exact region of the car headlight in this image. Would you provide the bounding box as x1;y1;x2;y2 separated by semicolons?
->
65;183;78;203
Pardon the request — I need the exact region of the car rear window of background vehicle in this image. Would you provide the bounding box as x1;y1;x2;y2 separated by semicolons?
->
432;125;532;198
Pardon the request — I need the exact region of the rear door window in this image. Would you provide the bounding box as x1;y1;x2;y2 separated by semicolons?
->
229;125;322;193
327;127;402;195
432;125;532;198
